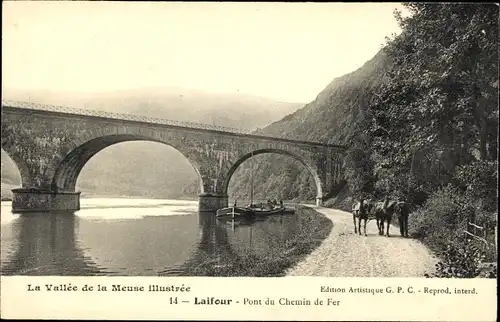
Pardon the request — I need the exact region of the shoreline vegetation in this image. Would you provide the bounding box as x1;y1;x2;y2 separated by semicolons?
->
80;192;198;201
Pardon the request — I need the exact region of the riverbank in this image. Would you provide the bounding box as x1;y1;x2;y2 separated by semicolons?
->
286;207;438;277
0;185;199;202
1;183;16;201
179;205;333;277
80;191;198;201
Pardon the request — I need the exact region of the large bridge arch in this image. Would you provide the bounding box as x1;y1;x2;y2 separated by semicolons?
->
49;132;205;195
218;148;324;201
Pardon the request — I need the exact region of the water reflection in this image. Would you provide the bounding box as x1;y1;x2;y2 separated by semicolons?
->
1;212;105;275
158;212;236;276
1;199;315;276
224;213;301;257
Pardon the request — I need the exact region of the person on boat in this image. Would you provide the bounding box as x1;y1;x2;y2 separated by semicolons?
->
233;200;237;207
279;200;284;208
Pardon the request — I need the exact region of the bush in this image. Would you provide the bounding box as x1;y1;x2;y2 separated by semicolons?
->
409;186;468;250
453;160;498;213
426;238;496;278
411;185;497;278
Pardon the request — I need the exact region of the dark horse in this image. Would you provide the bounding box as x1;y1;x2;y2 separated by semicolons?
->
373;197;397;237
352;199;372;236
394;201;410;237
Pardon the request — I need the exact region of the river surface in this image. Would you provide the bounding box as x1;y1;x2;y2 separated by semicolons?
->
0;198;308;276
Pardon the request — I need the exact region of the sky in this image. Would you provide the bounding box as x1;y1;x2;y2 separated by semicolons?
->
2;2;406;103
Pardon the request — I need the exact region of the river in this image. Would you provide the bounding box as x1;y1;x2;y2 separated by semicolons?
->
0;198;331;276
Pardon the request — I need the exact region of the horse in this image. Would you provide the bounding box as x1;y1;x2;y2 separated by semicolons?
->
373;197;397;237
352;199;369;236
365;199;376;219
394;201;410;237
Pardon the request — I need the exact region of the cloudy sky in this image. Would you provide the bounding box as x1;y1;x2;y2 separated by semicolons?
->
2;2;405;103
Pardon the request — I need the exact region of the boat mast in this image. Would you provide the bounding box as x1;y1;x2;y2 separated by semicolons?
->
250;151;254;205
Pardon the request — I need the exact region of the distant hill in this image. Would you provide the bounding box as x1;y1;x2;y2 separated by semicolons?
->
1;87;303;199
228;50;392;203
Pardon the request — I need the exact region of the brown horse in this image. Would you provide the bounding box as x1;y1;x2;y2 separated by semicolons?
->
351;199;368;236
394;201;410;237
374;197;397;237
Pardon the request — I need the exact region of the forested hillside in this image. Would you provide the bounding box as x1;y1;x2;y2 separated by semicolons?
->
232;3;498;278
371;3;497;276
257;49;391;145
228;49;392;202
345;3;497;277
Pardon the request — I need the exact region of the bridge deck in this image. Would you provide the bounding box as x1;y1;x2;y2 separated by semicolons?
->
1;100;345;149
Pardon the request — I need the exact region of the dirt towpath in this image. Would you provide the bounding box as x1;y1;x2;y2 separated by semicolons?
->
286;207;438;277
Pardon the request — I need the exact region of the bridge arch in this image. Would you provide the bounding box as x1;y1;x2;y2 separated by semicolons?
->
218;148;324;200
49;132;204;194
0;146;32;188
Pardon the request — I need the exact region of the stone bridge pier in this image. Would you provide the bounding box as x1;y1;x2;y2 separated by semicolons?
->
1;102;346;213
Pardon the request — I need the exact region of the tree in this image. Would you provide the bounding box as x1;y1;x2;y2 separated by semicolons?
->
344;128;376;200
369;3;499;202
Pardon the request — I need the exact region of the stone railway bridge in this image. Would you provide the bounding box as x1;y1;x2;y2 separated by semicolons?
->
1;100;346;213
